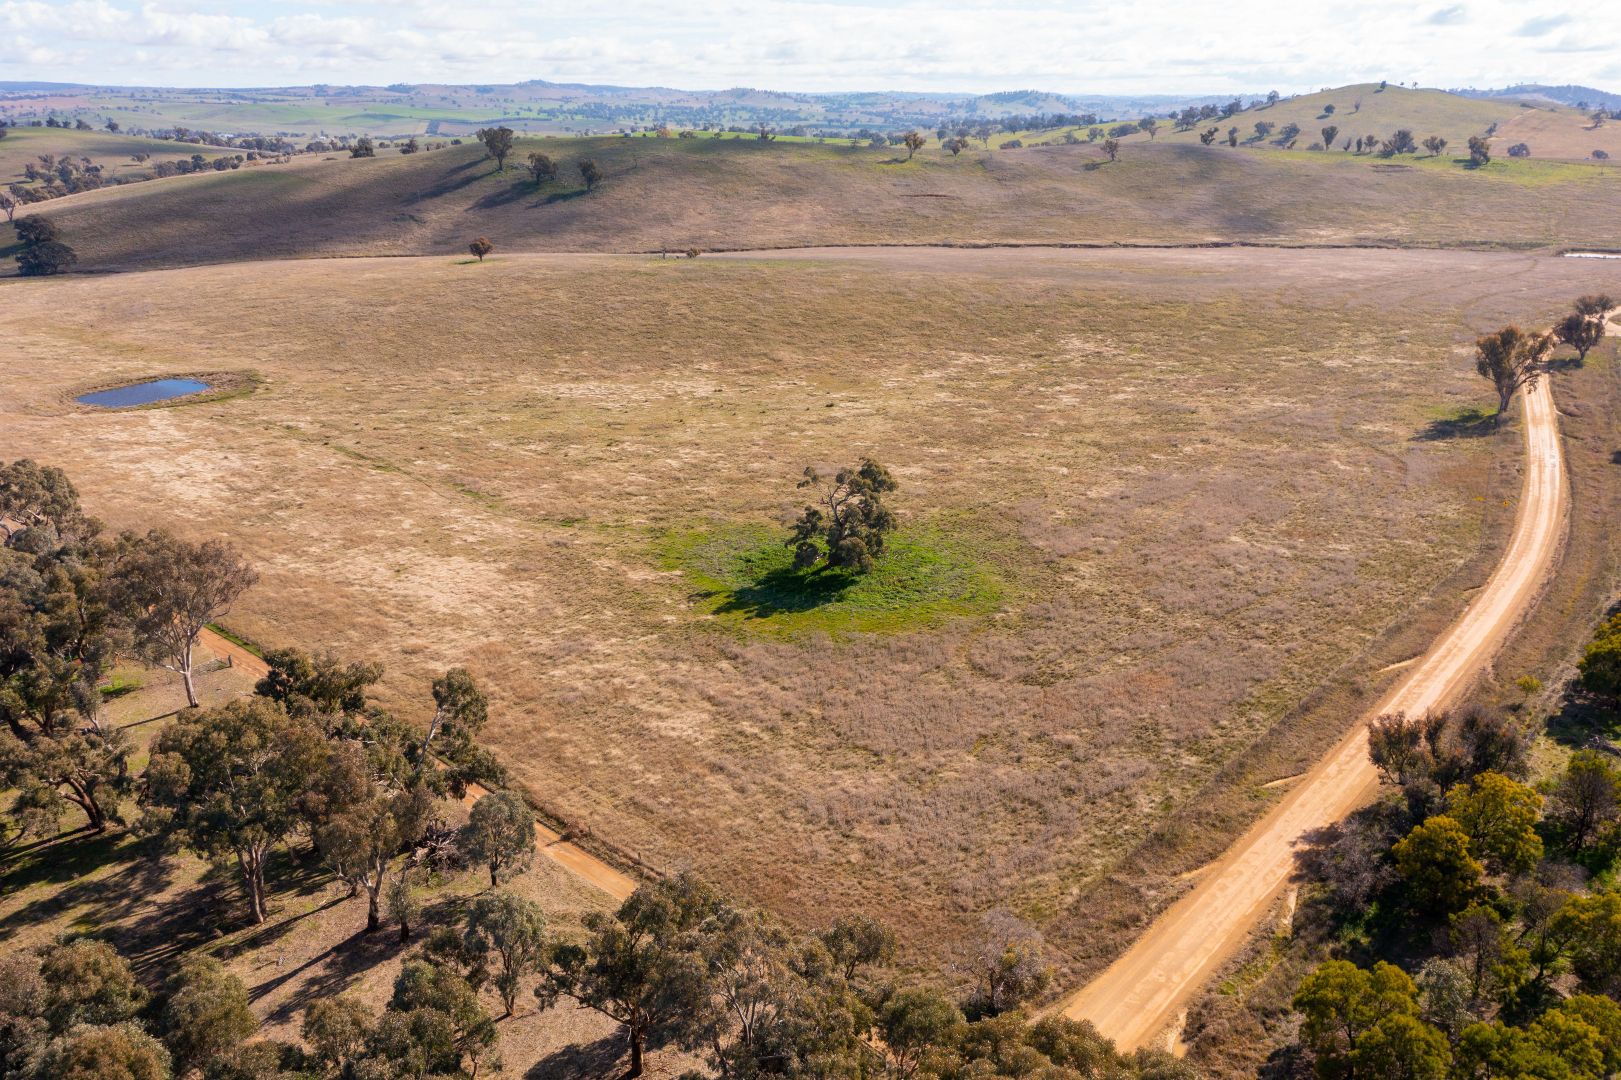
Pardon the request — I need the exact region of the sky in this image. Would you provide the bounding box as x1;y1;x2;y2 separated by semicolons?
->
1;0;1617;96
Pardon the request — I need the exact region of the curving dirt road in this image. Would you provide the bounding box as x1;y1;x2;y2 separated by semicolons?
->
198;628;637;901
1057;374;1568;1051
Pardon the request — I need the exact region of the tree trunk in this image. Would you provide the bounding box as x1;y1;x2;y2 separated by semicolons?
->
489;861;499;889
65;777;106;832
240;848;268;924
399;918;410;944
366;876;383;932
624;1029;645;1080
180;639;198;707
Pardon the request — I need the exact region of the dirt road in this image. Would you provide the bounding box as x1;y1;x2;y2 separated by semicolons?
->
198;628;637;901
1057;375;1568;1050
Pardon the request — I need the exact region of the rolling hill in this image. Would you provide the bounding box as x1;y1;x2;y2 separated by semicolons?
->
1129;83;1572;151
14;130;1621;273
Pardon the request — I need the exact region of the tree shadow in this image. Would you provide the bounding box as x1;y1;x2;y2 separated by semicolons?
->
1610;450;1621;465
707;566;857;618
1412;406;1497;441
472;182;538;210
527;1031;627;1080
542;188;589;205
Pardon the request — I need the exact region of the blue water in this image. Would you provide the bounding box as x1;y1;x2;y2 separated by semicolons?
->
77;378;211;408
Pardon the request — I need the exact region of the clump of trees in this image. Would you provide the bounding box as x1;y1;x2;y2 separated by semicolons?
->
11;216;77;276
1469;135;1494;166
349;136;374;159
1553;294;1616;363
787;459;898;574
1279;515;1621;1079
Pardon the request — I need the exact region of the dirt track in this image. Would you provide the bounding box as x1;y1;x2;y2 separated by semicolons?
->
198;628;637;901
1057;374;1568;1050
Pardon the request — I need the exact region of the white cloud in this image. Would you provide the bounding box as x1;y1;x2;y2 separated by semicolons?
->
0;0;1615;94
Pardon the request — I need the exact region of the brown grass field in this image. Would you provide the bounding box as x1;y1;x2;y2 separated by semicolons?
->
7;246;1621;977
15;130;1621;275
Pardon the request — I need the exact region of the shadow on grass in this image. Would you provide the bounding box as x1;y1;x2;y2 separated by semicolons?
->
542;188;590;205
1413;406;1497;441
528;1032;627;1080
705;566;858;618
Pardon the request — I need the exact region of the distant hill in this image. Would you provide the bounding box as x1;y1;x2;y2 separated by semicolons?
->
1460;84;1621;110
1116;83;1619;163
0;79;1246;142
16;131;1621;274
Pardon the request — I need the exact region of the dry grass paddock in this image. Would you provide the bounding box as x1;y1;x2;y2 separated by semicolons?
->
5;247;1620;974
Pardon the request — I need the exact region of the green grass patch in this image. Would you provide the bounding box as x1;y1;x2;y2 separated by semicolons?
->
206;622;264;658
657;521;1005;634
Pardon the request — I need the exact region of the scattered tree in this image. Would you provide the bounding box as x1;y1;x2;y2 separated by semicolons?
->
1100;137;1120;161
160;958;257;1077
820;913;896;982
902;130;926;160
141;698;328;924
526;151;557;183
463;891;547;1017
1393;816;1483;915
1555;311;1605;362
1321;125;1339;148
113;530;257;708
469;236;494;262
1474;325;1553;426
460;789;535;888
475;126;515;171
579;158;602;190
537;873;726;1078
1468;135;1493;165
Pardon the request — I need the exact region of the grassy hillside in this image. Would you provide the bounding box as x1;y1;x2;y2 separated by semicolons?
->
0;124;215;185
18;131;1621;272
1140;83;1533;149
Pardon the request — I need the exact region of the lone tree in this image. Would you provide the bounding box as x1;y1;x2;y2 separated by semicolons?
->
1100;137;1120;161
114;529;259;708
902;130;926;160
579;158;602;190
1423;135;1449;156
526;151;557;184
1474;325;1553;426
1321;125;1339;148
788;458;898;574
475;126;515;171
1467;135;1491;167
469;236;494;262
